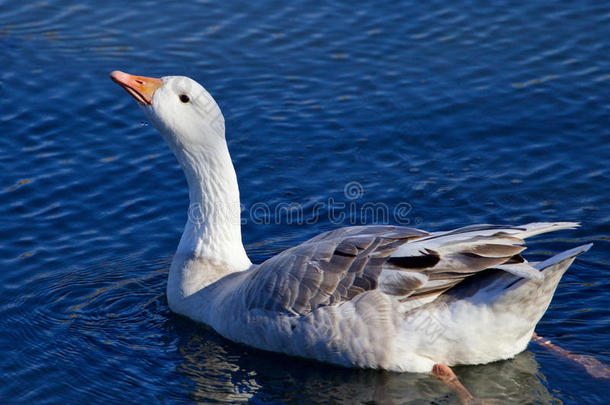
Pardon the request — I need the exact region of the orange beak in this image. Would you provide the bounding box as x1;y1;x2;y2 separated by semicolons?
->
110;71;163;105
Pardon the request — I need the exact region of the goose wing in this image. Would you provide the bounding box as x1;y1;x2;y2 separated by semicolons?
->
241;222;579;316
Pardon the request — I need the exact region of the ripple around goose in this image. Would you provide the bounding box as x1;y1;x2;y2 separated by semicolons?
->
110;70;592;375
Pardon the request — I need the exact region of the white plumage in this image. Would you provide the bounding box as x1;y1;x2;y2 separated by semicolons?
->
111;71;591;374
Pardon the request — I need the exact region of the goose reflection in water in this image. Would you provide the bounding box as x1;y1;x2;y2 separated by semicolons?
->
173;319;559;404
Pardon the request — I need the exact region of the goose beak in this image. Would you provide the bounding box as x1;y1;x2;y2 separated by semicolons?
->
110;71;163;106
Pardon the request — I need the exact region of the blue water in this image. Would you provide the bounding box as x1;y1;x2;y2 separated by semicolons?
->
1;0;609;403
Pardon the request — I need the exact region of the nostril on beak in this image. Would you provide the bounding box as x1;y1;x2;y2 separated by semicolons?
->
135;79;144;85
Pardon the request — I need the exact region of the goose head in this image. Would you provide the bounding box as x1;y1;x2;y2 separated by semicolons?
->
110;70;251;282
110;71;226;152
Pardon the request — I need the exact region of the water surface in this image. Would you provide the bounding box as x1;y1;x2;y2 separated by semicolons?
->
1;1;609;403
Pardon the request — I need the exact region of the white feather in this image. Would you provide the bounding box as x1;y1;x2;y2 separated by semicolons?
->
112;72;591;373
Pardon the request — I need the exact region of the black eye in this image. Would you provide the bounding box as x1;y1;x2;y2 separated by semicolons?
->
179;94;190;103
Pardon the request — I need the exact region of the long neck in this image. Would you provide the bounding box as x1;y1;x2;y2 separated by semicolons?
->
169;140;251;299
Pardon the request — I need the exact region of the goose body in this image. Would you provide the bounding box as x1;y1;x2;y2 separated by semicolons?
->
111;71;591;373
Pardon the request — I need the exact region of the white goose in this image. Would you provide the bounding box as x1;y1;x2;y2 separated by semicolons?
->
111;71;594;401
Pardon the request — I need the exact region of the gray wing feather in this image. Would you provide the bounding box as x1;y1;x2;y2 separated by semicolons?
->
242;222;579;316
243;226;426;315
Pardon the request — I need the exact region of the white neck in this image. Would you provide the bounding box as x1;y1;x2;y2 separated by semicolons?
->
166;138;251;303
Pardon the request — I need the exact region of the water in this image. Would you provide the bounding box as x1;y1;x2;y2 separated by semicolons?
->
1;0;609;403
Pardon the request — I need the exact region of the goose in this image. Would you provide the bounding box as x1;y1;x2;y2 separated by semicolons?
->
110;70;595;402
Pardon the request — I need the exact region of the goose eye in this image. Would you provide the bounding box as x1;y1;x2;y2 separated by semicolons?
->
179;94;190;103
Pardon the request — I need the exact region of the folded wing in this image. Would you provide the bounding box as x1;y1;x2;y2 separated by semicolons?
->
242;222;579;316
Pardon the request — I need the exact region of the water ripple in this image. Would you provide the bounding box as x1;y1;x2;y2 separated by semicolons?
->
1;0;609;403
